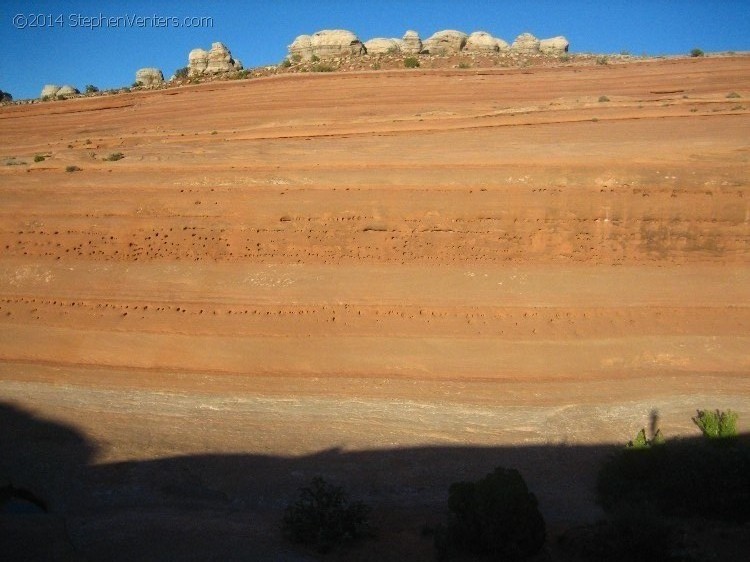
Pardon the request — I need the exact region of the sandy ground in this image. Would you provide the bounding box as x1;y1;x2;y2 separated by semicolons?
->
1;56;749;559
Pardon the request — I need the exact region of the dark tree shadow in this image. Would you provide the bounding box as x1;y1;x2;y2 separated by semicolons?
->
1;401;748;561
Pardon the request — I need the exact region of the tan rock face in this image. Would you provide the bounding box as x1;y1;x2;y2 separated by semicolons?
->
289;30;365;60
364;38;401;55
311;29;365;58
401;30;422;54
40;84;60;99
511;33;541;55
540;36;570;55
188;43;241;76
135;68;164;87
44;85;78;98
289;34;312;61
465;31;501;53
422;30;468;55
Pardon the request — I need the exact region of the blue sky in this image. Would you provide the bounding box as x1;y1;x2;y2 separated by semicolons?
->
1;0;748;100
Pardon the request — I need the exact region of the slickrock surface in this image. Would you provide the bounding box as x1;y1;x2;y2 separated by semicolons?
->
1;56;749;559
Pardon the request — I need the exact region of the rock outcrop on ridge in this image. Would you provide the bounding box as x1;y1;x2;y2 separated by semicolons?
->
511;33;541;55
289;30;366;61
40;84;79;99
540;36;570;55
400;30;422;54
135;68;164;87
364;38;401;55
421;30;468;55
188;42;242;76
464;31;507;53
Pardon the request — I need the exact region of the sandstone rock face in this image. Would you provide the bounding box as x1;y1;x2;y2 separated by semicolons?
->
206;42;242;73
422;30;468;55
289;34;312;61
401;30;422;54
511;33;541;55
364;38;401;55
188;48;209;75
135;68;164;87
56;85;79;96
310;29;366;58
496;38;511;51
465;31;501;53
289;30;365;60
189;43;241;76
41;85;60;99
540;36;570;55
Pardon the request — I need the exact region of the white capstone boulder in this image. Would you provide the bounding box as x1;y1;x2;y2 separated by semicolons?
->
540;36;570;55
465;31;500;53
364;38;401;55
401;30;422;54
135;68;164;87
422;30;468;55
511;33;541;55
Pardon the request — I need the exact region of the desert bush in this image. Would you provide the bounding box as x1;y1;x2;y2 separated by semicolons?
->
280;58;292;68
726;91;741;99
312;63;335;72
85;84;99;94
291;54;302;63
103;152;124;162
435;466;546;561
693;409;738;439
458;62;470;69
282;476;370;553
310;54;320;63
627;427;664;449
174;67;189;79
65;165;82;172
596;56;609;65
690;48;704;57
598;95;610;102
33;155;46;163
404;57;420;68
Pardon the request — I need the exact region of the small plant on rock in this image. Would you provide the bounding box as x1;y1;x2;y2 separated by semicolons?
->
282;476;371;553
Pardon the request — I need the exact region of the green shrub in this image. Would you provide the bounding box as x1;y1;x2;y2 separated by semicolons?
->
174;67;189;79
404;57;420;69
726;91;741;99
33;155;46;163
310;54;320;63
85;84;99;94
693;409;738;439
690;48;704;57
627;428;664;449
132;81;142;88
596;56;609;65
597;433;750;522
598;95;610;102
312;63;335;72
291;54;302;63
65;165;82;172
458;62;470;69
103;152;124;162
282;477;370;553
280;58;292;68
435;466;545;561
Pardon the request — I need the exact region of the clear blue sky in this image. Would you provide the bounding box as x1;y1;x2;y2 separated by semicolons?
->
1;0;748;100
